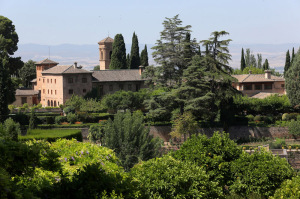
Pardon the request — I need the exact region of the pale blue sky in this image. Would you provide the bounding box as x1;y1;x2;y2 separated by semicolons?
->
1;0;300;45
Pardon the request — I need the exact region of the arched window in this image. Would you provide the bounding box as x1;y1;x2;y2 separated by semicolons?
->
47;100;50;106
54;101;57;107
51;100;53;107
109;51;112;59
101;51;104;60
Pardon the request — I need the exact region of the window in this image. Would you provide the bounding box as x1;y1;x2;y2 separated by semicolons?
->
281;84;284;88
69;89;73;94
100;85;104;96
68;78;73;83
109;85;113;91
264;84;272;90
21;97;27;105
39;78;41;81
136;84;140;91
255;84;262;90
48;89;49;94
55;90;57;95
119;84;123;90
47;79;49;83
43;79;45;83
51;79;52;83
51;90;52;95
83;89;86;93
128;84;132;90
82;78;87;83
244;84;252;90
55;79;56;84
43;89;45;94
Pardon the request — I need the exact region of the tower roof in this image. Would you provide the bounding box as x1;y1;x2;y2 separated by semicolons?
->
98;37;114;44
36;58;58;65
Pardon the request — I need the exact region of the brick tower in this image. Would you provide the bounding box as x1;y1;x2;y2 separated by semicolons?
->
98;37;114;70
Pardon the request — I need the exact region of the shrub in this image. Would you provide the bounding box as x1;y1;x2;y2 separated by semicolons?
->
63;106;75;114
29;110;38;129
288;120;300;136
253;115;263;121
264;116;274;124
271;176;300;199
230;150;294;198
2;118;20;141
67;113;77;124
172;132;242;189
246;114;254;122
282;113;289;121
88;124;104;143
289;113;299;121
130;156;223;198
55;116;67;124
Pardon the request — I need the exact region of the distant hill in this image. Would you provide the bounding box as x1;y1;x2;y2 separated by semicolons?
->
14;43;299;72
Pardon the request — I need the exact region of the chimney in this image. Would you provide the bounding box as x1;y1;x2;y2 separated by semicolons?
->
265;70;271;79
139;65;144;75
249;70;252;74
74;62;77;68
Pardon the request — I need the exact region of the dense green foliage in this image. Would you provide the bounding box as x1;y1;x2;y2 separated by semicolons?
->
129;32;140;69
28;109;37;129
104;111;161;170
286;49;300;106
262;58;270;70
284;50;290;77
288;119;300;136
230;150;294;198
110;34;127;69
240;48;246;70
0;118;20;141
271;176;300;199
140;44;149;66
131;155;223;198
172;132;242;189
19;60;36;87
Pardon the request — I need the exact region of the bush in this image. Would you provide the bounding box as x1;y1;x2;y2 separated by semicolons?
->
282;113;289;121
288;120;300;136
254;115;263;121
271;176;300;199
63;106;75;114
67;113;77;124
246;114;254;122
130;156;223;198
1;118;21;141
172;132;242;189
55;116;67;124
88;124;104;143
230;150;294;198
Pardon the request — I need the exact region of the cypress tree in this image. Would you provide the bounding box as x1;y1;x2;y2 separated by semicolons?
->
140;45;149;66
240;48;246;70
263;59;269;70
109;34;127;69
129;32;140;69
291;47;295;64
286;49;300;106
126;53;130;69
284;50;291;77
0;57;10;122
183;32;193;63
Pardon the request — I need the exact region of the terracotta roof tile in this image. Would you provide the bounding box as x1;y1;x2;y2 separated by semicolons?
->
232;74;285;83
42;65;92;74
92;69;143;82
98;37;114;44
16;89;39;96
36;58;58;65
251;92;282;99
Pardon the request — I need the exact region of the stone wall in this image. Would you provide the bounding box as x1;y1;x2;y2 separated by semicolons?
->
149;125;291;142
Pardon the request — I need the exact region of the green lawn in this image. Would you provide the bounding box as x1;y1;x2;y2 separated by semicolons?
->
19;129;82;142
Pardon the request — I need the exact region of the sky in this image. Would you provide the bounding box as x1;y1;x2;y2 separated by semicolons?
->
1;0;300;46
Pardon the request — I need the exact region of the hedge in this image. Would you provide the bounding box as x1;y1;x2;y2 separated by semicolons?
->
37;123;105;129
19;129;83;142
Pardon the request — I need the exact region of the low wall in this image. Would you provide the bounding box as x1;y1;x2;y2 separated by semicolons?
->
149;125;291;142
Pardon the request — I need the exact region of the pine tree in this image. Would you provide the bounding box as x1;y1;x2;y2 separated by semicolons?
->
129;32;140;69
0;57;10;122
284;50;291;77
263;59;270;70
240;48;246;70
140;45;149;66
183;32;193;63
109;34;127;69
291;47;295;64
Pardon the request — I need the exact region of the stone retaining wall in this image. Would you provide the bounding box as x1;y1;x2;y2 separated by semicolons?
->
149;125;291;142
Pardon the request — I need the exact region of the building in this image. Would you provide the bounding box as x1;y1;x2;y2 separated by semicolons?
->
13;37;146;107
232;70;285;98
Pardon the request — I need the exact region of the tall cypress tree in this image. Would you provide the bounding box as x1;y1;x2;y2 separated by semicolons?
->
0;57;10;122
291;47;295;64
240;48;246;71
129;32;140;69
263;59;269;70
140;45;149;66
286;50;300;106
183;32;193;63
284;50;291;77
126;53;130;69
109;34;127;69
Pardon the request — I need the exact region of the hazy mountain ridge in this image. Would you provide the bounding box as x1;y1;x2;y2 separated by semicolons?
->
14;43;299;72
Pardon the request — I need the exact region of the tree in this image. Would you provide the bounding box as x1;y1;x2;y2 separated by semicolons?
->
152;15;193;88
183;32;194;64
244;48;251;67
2;118;20;141
140;44;149;66
257;53;262;69
286;50;300;106
19;60;36;87
130;156;223;198
262;59;269;70
93;65;100;70
103;111;161;170
28;109;37;130
126;53;130;69
284;50;291;77
240;48;246;71
170;112;199;140
129;32;140;69
291;47;295;64
271;176;300;199
109;34;126;69
0;57;10;122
